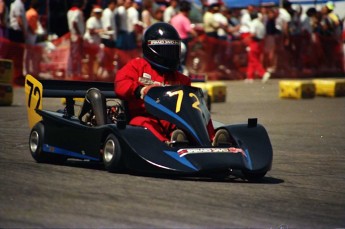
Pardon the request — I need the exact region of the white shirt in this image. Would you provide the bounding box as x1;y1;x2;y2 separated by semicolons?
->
249;17;266;39
275;8;291;32
163;6;178;23
141;10;153;29
84;16;103;44
239;10;251;33
67;7;85;41
127;6;139;33
115;6;128;32
102;7;117;40
9;0;27;31
214;12;228;37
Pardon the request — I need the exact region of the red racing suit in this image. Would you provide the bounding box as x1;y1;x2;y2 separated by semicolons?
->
247;38;266;80
115;57;215;142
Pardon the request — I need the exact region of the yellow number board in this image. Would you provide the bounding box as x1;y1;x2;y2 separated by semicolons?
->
25;75;43;128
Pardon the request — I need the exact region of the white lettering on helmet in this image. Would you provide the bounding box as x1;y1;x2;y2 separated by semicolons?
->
148;40;180;45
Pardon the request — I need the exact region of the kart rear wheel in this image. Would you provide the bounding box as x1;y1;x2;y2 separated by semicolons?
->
103;134;123;172
29;122;67;164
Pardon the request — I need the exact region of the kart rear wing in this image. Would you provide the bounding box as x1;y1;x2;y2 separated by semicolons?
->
25;75;116;128
40;79;116;98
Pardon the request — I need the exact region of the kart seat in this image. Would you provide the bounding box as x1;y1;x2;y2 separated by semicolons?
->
78;88;108;126
121;100;131;124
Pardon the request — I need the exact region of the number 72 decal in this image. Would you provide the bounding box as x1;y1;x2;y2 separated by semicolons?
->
25;75;43;128
167;89;201;113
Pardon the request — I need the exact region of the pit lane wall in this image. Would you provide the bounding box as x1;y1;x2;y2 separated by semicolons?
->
0;32;344;83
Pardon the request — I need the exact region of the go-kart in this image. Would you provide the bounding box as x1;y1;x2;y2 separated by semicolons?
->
25;75;273;180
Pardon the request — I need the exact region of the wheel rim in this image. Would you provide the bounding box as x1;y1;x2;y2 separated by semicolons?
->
104;139;116;162
30;131;39;153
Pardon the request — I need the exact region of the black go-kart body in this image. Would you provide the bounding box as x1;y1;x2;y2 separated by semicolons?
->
26;76;273;180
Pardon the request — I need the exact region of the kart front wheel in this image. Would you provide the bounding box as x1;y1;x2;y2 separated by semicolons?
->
207;94;211;111
29;122;66;164
242;170;267;181
103;134;123;172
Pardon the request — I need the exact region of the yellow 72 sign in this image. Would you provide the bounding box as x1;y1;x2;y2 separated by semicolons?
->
25;75;43;128
167;89;201;113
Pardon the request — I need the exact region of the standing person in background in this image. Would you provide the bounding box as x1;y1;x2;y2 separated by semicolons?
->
239;4;255;40
264;7;279;73
151;6;164;24
84;6;104;45
213;5;229;40
84;6;104;80
101;0;117;48
25;0;39;45
301;7;318;35
131;0;143;43
170;0;197;71
320;1;341;68
48;0;69;37
275;0;292;71
203;3;220;38
325;1;340;30
289;4;303;70
8;0;27;42
67;0;85;79
203;3;221;71
25;0;41;76
163;0;178;23
115;0;129;49
213;5;230;69
8;0;27;85
225;8;241;40
126;0;139;49
321;1;341;36
99;0;117;80
141;0;154;29
275;0;292;46
0;0;7;38
245;11;270;83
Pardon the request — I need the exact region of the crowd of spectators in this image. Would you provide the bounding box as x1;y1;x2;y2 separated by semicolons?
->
0;0;344;84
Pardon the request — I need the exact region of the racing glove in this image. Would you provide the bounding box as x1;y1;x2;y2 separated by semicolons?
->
135;85;158;99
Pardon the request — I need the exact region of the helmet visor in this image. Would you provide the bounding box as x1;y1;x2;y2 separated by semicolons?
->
147;39;181;68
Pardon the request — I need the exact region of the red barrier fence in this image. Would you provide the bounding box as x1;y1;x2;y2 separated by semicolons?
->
0;32;344;84
187;33;344;80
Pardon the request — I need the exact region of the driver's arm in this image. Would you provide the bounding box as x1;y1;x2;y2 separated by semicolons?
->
114;59;142;100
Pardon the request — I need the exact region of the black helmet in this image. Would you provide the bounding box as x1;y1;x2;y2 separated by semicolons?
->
142;22;181;71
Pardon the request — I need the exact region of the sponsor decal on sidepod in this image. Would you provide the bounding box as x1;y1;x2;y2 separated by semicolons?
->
177;147;246;158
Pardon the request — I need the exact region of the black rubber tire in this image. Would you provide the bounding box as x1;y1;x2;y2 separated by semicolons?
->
207;94;211;111
103;134;123;172
29;122;66;164
242;170;267;181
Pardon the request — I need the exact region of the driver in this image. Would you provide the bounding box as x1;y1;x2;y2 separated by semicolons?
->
114;22;226;146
